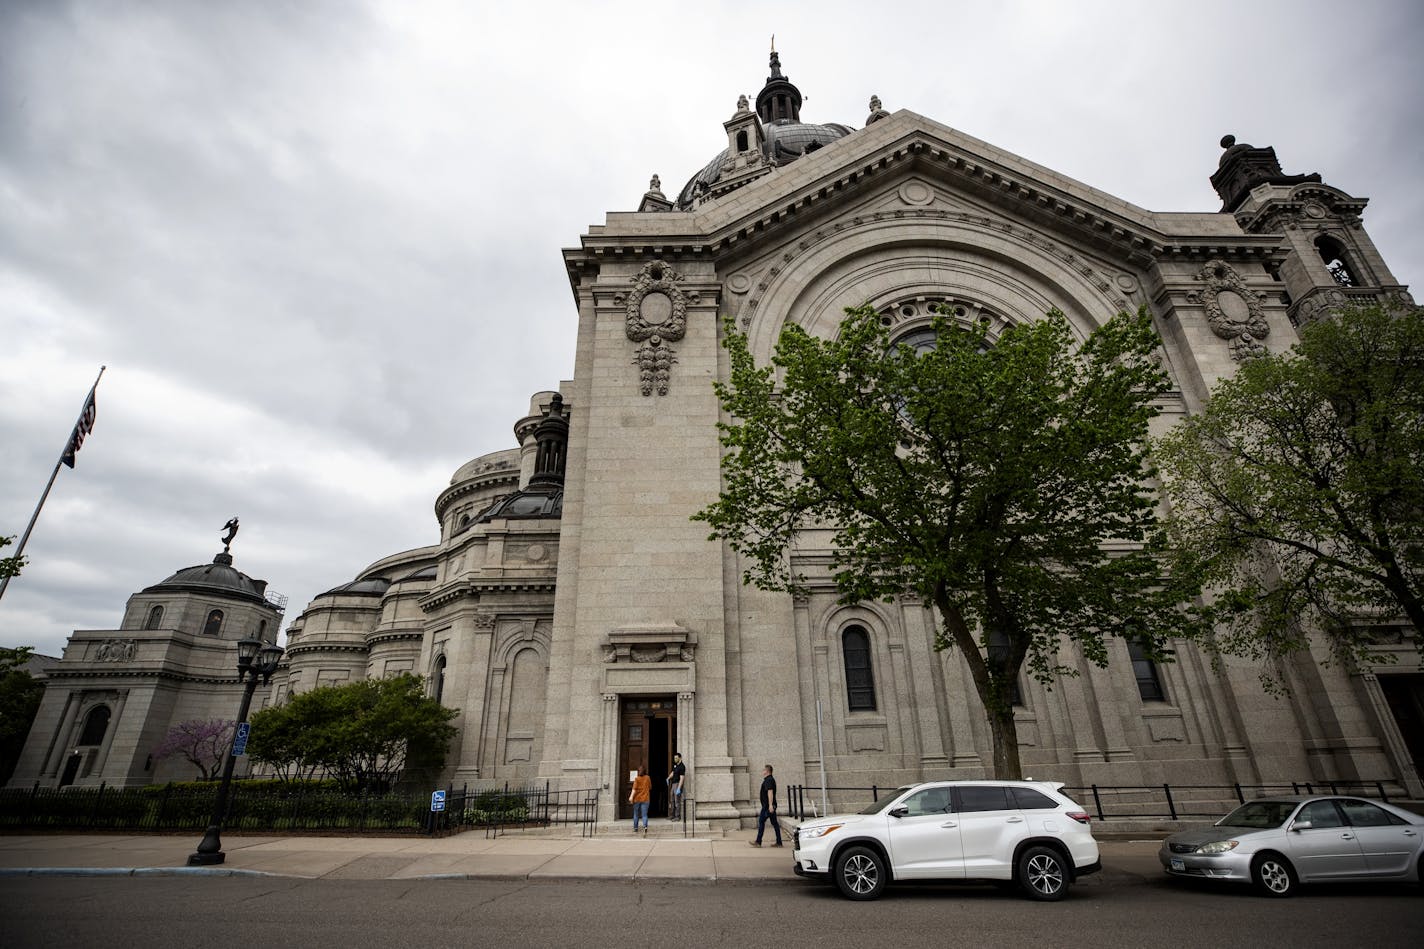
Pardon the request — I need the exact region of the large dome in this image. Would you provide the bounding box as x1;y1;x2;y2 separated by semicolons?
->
143;552;270;605
675;49;855;211
676;119;854;210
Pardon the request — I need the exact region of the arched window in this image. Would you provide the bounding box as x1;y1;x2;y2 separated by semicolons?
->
1316;235;1359;288
986;630;1024;706
203;609;224;636
78;705;111;746
1126;640;1166;702
144;605;164;629
432;655;447;705
842;626;877;711
736;129;749;152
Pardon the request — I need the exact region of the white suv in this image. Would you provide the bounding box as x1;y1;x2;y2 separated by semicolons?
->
792;780;1100;901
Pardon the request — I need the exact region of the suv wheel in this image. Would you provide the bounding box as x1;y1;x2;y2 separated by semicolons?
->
1018;846;1068;901
834;845;886;900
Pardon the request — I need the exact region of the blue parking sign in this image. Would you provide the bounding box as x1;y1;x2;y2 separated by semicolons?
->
232;722;251;757
430;789;446;812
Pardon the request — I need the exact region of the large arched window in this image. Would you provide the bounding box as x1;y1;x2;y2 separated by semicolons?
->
144;605;164;629
842;626;877;711
78;705;111;746
203;609;224;636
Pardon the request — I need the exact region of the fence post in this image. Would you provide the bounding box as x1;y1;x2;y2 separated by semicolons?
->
871;785;878;802
1090;785;1104;821
89;782;106;829
1163;784;1177;820
156;782;173;829
1376;781;1388;802
1233;782;1244;804
25;781;39;826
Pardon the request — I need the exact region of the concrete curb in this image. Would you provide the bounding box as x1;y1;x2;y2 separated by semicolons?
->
0;867;280;878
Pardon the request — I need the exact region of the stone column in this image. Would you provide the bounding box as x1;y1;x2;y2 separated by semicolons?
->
599;692;619;822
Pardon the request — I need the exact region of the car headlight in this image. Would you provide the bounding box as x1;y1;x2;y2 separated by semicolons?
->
799;823;843;839
1194;840;1239;854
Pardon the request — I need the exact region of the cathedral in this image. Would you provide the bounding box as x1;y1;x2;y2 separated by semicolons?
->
12;51;1421;821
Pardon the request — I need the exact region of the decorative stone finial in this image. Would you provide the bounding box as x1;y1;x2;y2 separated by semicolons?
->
737;93;749;112
866;94;890;125
649;174;662;194
1220;134;1236;149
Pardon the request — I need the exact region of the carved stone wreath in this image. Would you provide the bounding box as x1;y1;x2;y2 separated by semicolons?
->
624;261;688;396
1196;259;1269;360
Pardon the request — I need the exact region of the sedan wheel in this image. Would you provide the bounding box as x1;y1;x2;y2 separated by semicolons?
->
1251;853;1296;897
834;845;886;900
1018;846;1068;901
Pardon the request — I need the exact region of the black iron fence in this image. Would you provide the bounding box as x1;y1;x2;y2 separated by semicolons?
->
431;783;600;838
0;780;435;833
785;779;1402;822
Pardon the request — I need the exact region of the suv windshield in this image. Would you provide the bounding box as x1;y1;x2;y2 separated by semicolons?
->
1217;800;1296;829
858;787;915;815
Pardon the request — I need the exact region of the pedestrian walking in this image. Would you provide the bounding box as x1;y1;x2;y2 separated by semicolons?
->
629;766;651;834
750;764;782;847
667;752;686;820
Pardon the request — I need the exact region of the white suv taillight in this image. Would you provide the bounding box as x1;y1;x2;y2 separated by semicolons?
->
1066;811;1091;824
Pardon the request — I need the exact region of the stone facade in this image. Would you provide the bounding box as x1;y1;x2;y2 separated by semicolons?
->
12;54;1422;815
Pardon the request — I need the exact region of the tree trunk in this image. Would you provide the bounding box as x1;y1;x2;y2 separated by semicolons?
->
933;586;1025;779
986;704;1023;780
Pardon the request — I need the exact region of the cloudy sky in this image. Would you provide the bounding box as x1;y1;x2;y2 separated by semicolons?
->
2;0;1421;660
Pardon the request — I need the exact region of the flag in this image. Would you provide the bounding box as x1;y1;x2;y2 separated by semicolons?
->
61;388;98;469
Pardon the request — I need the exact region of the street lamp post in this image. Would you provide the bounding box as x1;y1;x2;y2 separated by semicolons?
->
187;636;284;866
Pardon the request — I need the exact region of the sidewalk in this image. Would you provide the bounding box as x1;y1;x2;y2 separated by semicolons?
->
0;831;1164;883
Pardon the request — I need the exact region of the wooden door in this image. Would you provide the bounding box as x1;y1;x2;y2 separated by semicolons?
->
618;697;676;820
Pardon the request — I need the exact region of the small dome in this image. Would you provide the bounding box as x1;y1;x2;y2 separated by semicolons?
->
450;448;521;486
320;576;392;597
144;552;271;605
475;488;563;523
395;565;438;582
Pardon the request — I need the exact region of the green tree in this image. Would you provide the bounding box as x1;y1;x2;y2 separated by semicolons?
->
248;674;457;792
695;305;1200;778
1155;304;1424;670
0;645;46;785
1;535;24;581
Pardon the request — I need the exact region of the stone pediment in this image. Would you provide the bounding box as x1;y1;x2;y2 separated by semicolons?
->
565;110;1280;290
602;624;696;663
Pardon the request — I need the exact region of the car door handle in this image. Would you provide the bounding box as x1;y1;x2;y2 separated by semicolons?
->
1404;830;1418;837
940;821;958;828
1340;833;1354;840
1005;817;1024;823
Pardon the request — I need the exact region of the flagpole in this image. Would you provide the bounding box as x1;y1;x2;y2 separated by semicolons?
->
0;366;106;603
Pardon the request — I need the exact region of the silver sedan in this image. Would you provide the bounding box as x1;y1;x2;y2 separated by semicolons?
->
1159;795;1423;896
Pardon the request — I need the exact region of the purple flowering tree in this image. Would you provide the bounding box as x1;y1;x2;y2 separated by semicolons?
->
152;719;236;781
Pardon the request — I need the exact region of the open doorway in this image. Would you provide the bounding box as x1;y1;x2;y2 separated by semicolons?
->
618;697;676;820
1379;674;1424;787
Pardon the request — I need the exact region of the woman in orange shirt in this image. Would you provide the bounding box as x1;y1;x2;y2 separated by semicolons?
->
629;766;651;834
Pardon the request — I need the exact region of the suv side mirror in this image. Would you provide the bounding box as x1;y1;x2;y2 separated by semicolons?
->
889;805;908;819
1290;820;1312;832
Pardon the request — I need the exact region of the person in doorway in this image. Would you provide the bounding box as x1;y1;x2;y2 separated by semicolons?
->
629;766;651;834
667;752;686;820
750;764;782;847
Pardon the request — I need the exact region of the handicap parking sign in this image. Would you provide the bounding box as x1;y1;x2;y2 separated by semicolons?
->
232;722;251;757
431;789;447;812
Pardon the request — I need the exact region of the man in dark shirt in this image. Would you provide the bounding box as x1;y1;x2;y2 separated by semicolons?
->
668;752;686;819
751;764;782;847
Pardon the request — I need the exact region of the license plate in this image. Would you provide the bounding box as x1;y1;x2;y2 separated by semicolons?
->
1170;858;1185;871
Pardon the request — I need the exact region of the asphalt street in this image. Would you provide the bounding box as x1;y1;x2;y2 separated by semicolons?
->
2;873;1420;949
